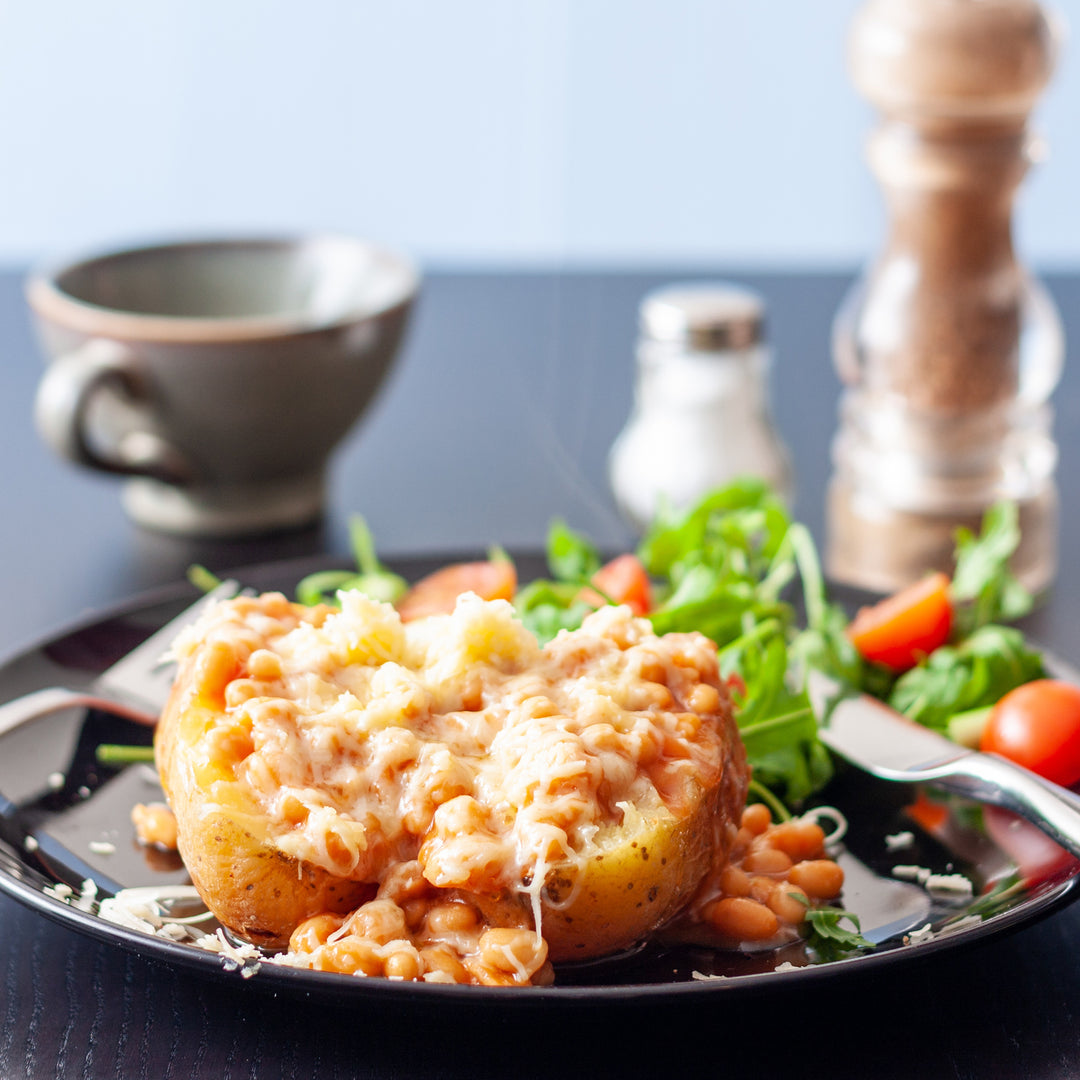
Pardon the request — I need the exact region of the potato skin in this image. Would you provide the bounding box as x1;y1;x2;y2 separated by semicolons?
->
538;736;748;962
155;694;368;949
155;595;750;964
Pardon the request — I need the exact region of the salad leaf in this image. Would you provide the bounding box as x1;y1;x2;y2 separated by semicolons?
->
296;516;408;607
514;579;595;645
951;501;1034;634
638;477;789;581
888;624;1045;731
546;519;602;584
800;901;874;961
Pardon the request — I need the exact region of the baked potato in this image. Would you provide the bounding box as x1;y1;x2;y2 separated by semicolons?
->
155;589;749;974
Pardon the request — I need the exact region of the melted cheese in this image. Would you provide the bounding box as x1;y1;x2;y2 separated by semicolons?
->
170;590;732;939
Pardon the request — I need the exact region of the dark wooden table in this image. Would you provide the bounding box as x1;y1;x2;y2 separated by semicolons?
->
2;268;1080;1078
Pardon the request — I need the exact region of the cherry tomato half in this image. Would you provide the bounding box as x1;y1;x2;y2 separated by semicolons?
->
847;571;953;672
980;679;1080;788
395;560;517;622
581;554;652;616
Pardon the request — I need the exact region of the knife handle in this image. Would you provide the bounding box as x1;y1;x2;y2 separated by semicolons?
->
929;752;1080;861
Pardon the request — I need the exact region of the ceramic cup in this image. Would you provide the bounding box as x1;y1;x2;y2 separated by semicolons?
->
28;235;418;536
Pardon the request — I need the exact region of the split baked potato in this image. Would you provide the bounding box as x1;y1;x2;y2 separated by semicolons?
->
155;589;749;970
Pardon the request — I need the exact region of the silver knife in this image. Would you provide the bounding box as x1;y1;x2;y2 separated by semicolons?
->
806;667;1080;861
0;580;238;736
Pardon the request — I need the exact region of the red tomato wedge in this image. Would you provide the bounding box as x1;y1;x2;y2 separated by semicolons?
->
395;560;517;622
579;554;652;616
847;571;953;672
980;679;1080;788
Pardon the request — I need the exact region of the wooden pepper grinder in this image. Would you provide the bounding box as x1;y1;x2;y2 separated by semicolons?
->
827;0;1064;594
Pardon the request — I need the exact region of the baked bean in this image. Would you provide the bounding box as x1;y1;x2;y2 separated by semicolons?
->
476;928;547;979
768;820;827;862
425;901;479;935
401;898;429;930
207;721;254;764
705;897;780;941
743;847;794;875
347;899;407;943
637;657;668;685
320;938;383;976
247;648;283;681
581;723;622;753
223;679;259;708
197;638;240;701
767;883;810;924
731;828;754;857
420;945;469;983
324;830;357;872
384;948;421;981
675;712;702;739
280;794;309;826
748;875;777;904
130;802;178;850
718;864;751;897
788;859;845;899
629;682;673;710
687;683;721;715
741;802;772;836
289;913;345;954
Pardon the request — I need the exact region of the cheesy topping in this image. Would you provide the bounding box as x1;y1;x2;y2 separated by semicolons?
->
169;590;733;933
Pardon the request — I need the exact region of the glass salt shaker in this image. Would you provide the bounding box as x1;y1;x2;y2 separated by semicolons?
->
609;282;792;531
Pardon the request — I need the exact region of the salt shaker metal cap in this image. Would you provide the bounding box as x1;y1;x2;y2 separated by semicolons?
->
640;283;765;352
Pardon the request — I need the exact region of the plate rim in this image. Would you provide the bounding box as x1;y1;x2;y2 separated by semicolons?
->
1;554;1078;1005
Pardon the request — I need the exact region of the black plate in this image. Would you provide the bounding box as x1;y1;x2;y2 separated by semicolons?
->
0;554;1077;1007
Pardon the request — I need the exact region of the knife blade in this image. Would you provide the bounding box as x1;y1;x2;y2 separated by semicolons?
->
806;667;1080;861
0;580;238;736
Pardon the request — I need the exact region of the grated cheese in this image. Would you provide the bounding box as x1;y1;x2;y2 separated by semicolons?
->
884;831;915;851
172;591;732;944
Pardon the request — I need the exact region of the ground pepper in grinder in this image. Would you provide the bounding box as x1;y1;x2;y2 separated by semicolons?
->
827;0;1064;595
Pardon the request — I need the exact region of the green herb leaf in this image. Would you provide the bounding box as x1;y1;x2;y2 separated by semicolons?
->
951;502;1034;634
296;516;408;607
546;520;601;583
800;901;874;961
513;579;595;645
888;624;1045;730
96;744;156;766
187;565;224;594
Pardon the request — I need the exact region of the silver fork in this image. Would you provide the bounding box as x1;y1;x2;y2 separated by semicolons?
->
0;581;238;736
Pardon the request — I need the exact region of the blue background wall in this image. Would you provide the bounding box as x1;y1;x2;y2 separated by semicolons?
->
1;0;1076;269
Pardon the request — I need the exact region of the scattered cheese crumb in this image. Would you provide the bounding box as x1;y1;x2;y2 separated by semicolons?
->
935;914;983;937
89;841;116;855
892;864;932;884
47;772;65;791
23;836;38;853
904;923;935;945
691;971;728;982
892;864;975;903
925;873;974;901
885;831;915;851
72;878;99;911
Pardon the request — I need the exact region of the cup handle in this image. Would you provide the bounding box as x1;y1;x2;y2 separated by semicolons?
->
33;339;193;483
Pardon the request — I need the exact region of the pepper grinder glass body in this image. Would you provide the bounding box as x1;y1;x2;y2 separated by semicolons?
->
827;0;1064;595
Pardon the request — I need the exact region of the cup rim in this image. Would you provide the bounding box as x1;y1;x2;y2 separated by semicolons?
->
25;233;420;344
